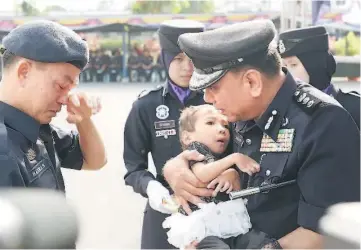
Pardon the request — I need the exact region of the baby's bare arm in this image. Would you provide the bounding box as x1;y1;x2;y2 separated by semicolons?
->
192;154;237;183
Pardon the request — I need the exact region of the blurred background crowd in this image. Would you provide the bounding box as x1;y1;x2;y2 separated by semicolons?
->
0;0;360;83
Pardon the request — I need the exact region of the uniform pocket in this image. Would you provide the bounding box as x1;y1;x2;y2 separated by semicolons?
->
246;153;290;210
260;153;289;183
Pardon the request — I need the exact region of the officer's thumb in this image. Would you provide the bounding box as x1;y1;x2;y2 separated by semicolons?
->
181;150;205;161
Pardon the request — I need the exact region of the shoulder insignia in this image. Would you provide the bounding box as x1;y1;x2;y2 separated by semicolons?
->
137;84;163;99
346;91;360;98
293;85;324;114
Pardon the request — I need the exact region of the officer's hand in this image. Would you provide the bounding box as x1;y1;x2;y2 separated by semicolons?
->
163;150;213;207
231;153;260;176
173;195;193;215
185;241;198;250
66;93;101;124
208;168;240;197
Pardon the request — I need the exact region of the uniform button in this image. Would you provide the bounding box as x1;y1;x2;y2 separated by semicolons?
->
164;135;168;139
272;110;277;115
265;169;271;176
245;139;252;145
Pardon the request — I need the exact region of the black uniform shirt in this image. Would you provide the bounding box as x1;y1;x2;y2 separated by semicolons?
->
123;84;204;197
328;83;360;129
232;71;360;239
0;101;84;191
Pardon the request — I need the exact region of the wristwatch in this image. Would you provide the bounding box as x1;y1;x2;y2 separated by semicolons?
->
261;240;282;249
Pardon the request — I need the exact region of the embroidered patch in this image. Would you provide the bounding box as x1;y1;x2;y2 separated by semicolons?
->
26;148;36;161
156;105;169;120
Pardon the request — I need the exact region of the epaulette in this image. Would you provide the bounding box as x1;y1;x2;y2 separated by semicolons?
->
346;91;360;98
137;84;163;99
293;84;325;114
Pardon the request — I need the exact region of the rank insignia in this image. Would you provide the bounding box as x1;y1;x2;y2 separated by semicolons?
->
260;129;295;152
26;148;36;161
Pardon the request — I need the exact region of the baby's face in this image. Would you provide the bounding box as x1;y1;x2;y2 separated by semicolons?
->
190;106;230;154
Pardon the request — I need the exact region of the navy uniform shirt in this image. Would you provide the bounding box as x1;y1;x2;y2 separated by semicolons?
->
327;83;360;129
232;70;360;239
0;101;84;191
123;84;204;197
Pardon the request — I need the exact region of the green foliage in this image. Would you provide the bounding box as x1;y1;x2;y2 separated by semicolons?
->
20;0;40;16
131;0;214;14
180;0;215;14
42;5;67;13
334;32;360;56
99;38;123;50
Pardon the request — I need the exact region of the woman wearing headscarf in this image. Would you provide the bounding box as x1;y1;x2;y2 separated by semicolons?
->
123;19;239;249
279;26;360;129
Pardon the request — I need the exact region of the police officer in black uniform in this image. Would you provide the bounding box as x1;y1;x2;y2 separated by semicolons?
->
278;26;360;129
162;20;360;249
0;20;106;190
123;19;208;249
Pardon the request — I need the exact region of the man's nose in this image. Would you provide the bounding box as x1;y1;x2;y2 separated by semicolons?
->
57;95;68;105
203;89;214;104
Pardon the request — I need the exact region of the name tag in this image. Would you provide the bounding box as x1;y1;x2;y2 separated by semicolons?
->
155;129;176;137
32;163;46;177
27;158;52;183
260;129;295;152
154;120;176;130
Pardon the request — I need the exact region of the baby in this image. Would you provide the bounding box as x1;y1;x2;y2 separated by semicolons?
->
162;104;260;249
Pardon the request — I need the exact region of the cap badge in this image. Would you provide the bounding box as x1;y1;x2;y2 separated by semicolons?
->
278;40;286;54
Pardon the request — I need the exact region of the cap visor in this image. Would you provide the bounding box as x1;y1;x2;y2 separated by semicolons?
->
189;69;228;91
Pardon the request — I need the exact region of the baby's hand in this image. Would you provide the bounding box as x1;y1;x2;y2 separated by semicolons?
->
185;241;198;249
207;174;234;197
231;153;260;175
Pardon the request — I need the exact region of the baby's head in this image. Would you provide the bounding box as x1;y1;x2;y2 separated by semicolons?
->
179;104;230;154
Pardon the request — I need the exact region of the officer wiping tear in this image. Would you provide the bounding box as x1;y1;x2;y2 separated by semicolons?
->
0;20;107;191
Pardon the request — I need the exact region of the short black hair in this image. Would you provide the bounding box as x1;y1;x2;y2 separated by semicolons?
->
1;50;19;69
230;46;282;77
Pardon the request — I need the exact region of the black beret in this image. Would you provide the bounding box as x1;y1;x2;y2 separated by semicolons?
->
158;19;205;55
278;26;329;58
178;19;276;91
1;20;89;70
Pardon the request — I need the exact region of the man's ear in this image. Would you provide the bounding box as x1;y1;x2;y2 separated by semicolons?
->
17;59;31;87
242;69;263;98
